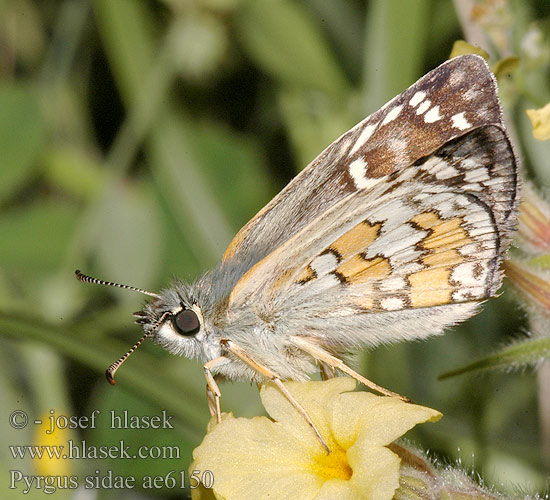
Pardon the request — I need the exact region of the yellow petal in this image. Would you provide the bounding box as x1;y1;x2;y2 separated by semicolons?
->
331;392;441;448
526;103;550;140
348;446;401;500
260;377;357;450
190;478;218;500
261;377;356;426
315;479;356;500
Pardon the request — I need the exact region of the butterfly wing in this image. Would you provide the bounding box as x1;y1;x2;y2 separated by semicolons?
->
222;55;510;274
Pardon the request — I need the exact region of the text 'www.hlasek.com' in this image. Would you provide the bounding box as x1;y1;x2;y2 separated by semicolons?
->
7;409;214;495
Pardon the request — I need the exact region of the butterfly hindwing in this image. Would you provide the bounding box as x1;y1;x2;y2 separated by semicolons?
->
227;125;517;346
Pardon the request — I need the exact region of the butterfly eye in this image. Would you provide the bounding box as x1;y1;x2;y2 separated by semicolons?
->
172;309;200;336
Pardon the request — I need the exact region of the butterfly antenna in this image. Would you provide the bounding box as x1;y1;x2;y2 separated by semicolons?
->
105;311;170;384
74;270;161;299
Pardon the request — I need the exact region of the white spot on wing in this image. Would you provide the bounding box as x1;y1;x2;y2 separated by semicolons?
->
350;124;377;155
310;253;339;277
451;112;472;130
382;105;403;125
416;99;431;115
458;243;480;256
424;105;442;123
387;136;410;157
396;166;415;181
381;297;405;311
368;197;417;225
418;193;458;217
419;156;460;180
460;158;480;171
397;262;423;274
315;273;343;290
349;158;380;190
464;167;490;183
452;262;487;287
409;90;426;107
419;155;441;172
453;194;470;208
436;163;461;180
380;276;407;292
463;87;479;102
366;224;426;259
449;69;467;87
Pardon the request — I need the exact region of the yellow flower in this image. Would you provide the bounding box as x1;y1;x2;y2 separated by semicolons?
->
526;103;550;141
190;377;441;500
32;410;72;477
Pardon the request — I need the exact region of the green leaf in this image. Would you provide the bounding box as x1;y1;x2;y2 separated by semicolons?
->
449;40;490;60
237;0;349;96
188;121;273;228
492;56;520;78
277;89;355;169
84;180;163;292
0;85;45;202
93;0;156;103
304;0;365;76
363;0;431;108
0;201;76;277
148;114;234;268
42;146;106;201
439;336;550;379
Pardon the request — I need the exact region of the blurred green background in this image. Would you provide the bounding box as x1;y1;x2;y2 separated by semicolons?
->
1;0;549;498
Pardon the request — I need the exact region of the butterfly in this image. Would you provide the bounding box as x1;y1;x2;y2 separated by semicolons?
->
76;54;519;452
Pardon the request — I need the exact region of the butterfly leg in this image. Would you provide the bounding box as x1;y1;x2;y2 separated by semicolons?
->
220;338;330;454
291;336;411;403
320;363;337;381
203;357;226;423
206;385;218;419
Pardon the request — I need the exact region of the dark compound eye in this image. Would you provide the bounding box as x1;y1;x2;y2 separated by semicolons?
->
172;309;200;336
